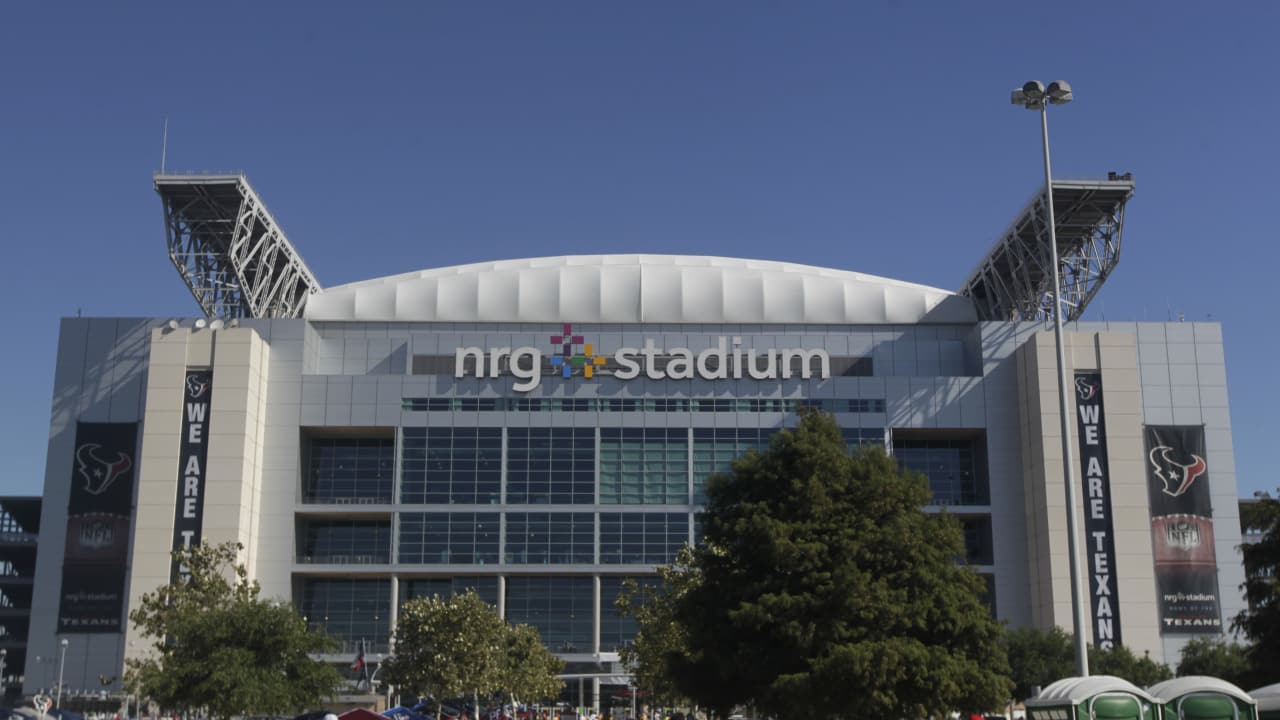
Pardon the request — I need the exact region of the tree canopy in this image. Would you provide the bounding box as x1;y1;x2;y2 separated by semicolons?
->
616;553;701;709
658;410;1011;720
498;623;566;707
1177;637;1251;687
1003;626;1073;702
382;590;563;706
1236;493;1280;687
125;542;342;720
1088;645;1171;686
1003;626;1177;694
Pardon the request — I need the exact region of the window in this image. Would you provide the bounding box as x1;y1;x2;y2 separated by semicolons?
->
299;578;391;653
691;429;775;505
400;396;886;414
599;575;662;652
401;428;502;504
892;431;989;506
960;516;994;565
600;429;688;505
399;576;500;608
303;436;395;504
505;512;594;564
398;512;500;565
297;519;390;564
507;428;595;505
599;513;688;565
504;576;594;653
842;428;885;451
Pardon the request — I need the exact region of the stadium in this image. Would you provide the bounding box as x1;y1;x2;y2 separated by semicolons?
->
25;173;1247;707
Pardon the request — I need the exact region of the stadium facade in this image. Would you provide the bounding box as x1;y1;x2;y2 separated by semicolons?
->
25;175;1248;704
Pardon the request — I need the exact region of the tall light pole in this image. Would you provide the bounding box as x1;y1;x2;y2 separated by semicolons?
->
1010;79;1090;677
56;638;68;710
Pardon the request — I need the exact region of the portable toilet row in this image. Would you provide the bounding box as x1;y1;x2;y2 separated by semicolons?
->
1252;684;1280;720
1025;676;1157;720
1025;676;1267;720
1148;677;1255;720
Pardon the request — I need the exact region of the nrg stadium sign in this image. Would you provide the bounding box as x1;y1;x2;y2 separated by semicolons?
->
456;325;830;392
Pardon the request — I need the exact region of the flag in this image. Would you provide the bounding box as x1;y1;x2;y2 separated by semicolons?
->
351;650;365;674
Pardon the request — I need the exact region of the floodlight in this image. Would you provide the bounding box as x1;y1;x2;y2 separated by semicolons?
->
209;319;225;330
194;318;207;329
166;320;179;330
1047;80;1073;104
1021;80;1045;100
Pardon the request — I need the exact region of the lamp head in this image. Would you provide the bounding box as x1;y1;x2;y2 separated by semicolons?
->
1047;80;1073;104
1012;80;1046;109
60;639;68;648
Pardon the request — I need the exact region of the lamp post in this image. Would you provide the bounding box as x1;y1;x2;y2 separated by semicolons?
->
56;638;68;710
1010;79;1090;677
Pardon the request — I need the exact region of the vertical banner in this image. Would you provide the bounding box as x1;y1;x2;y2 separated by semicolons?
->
1073;373;1122;648
171;369;212;582
1145;425;1222;633
59;422;138;632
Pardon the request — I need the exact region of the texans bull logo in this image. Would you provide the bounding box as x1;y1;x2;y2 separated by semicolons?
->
186;374;209;399
75;443;132;496
1075;376;1098;401
1149;445;1207;498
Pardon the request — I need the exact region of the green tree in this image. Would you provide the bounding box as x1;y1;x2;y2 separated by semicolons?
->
1236;492;1280;686
382;590;507;705
1176;637;1251;686
1089;645;1172;686
616;553;701;709
125;542;342;720
666;410;1013;720
497;623;565;707
1004;626;1073;702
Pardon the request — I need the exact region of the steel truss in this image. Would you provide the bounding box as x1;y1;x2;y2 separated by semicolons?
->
960;175;1135;322
156;174;321;319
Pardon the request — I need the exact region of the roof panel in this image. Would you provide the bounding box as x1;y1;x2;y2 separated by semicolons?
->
304;254;977;324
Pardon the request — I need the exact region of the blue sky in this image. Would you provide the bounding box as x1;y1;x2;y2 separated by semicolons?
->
1;2;1277;498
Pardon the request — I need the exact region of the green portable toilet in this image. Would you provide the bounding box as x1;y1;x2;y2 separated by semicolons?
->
1026;676;1157;720
1250;684;1280;720
1148;676;1257;720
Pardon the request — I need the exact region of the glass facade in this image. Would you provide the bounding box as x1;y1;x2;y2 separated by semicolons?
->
692;428;775;505
504;576;594;653
300;578;391;652
504;512;595;564
892;434;990;506
401;428;502;504
960;516;994;566
400;576;500;607
506;428;595;504
303;437;395;503
297;519;390;564
295;409;986;662
599;575;662;652
599;428;688;505
398;512;500;564
402;396;887;414
599;513;688;565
